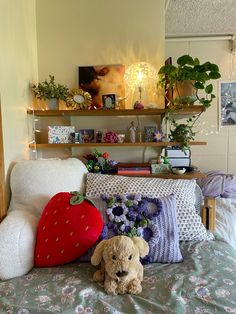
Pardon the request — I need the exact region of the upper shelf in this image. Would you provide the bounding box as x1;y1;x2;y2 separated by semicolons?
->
27;106;205;117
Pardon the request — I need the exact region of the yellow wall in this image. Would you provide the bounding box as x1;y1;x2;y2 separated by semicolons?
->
0;0;38;197
36;0;165;86
35;0;165;162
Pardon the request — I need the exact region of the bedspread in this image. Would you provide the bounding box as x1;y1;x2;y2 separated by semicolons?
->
0;238;236;314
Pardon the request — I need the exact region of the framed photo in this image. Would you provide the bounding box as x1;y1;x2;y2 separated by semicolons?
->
79;129;95;143
78;64;125;109
102;94;116;109
220;81;236;126
144;126;157;142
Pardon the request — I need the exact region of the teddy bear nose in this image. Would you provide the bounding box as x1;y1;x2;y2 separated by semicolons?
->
116;271;128;278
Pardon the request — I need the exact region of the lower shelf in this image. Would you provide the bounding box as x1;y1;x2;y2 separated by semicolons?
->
29;141;207;148
117;171;206;179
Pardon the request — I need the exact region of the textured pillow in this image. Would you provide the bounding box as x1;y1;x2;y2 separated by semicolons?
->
35;192;103;267
9;158;88;216
86;173;214;241
101;193;183;263
0;210;38;280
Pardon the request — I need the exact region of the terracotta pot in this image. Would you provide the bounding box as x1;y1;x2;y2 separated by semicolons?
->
173;80;197;105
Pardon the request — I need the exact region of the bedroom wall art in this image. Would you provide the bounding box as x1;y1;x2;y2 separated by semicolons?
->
219;81;236;126
78;64;125;109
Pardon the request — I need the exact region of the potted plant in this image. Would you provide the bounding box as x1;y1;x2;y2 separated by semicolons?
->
158;54;221;109
32;75;69;110
157;54;221;150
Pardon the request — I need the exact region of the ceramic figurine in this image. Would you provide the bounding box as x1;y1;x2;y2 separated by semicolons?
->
129;121;137;143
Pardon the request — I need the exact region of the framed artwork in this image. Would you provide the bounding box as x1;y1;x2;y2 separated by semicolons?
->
220;81;236;126
78;64;125;109
144;126;157;142
79;129;95;143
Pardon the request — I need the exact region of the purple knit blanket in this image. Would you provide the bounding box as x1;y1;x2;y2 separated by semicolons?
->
197;170;236;199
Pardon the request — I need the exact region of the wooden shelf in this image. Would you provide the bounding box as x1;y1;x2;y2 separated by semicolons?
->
29;141;207;149
119;171;206;180
27;106;204;117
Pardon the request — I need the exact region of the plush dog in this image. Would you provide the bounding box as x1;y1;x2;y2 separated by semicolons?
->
91;235;149;295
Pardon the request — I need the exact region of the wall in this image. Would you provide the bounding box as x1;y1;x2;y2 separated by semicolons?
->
35;0;165;162
0;0;38;202
166;39;236;174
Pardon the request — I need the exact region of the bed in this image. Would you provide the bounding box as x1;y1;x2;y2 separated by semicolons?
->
0;159;236;314
1;239;236;313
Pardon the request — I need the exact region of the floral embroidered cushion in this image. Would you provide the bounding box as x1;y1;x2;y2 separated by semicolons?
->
86;173;214;242
100;193;183;264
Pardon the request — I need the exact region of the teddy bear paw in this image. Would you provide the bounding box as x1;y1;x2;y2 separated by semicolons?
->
93;270;104;282
104;281;118;295
127;278;142;295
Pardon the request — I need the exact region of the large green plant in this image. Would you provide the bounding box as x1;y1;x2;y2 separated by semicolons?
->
158;54;221;108
32;75;69;101
158;55;221;150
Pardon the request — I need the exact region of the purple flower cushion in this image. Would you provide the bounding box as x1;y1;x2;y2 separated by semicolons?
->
100;193;183;264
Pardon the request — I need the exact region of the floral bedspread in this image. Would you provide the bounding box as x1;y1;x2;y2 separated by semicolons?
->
0;238;236;314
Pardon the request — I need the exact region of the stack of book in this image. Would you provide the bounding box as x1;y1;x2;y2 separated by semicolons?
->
165;148;191;167
117;162;151;175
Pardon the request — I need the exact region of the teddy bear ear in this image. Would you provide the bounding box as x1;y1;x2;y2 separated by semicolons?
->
91;240;107;265
132;237;149;258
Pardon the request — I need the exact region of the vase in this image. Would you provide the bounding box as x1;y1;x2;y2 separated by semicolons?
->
173;80;197;105
47;98;59;110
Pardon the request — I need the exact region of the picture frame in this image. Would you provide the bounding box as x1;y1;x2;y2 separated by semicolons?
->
219;81;236;126
144;126;157;142
102;94;116;109
79;129;95;143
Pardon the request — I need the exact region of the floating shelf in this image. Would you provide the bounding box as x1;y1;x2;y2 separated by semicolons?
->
29;141;207;149
27;106;205;117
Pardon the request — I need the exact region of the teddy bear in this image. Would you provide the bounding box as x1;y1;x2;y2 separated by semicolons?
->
91;235;149;295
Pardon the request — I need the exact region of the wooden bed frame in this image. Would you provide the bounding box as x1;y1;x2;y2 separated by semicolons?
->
202;197;216;231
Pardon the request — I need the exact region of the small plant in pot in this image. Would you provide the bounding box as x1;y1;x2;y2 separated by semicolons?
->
157;54;221;109
32;75;69;110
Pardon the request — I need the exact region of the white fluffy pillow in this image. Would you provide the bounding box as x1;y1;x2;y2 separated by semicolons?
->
86;173;214;241
0;210;38;280
216;197;236;250
9;158;88;216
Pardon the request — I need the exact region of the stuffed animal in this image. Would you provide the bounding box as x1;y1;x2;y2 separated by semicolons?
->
91;235;149;295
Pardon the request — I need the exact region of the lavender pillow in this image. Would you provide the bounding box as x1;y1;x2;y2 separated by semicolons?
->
100;193;183;264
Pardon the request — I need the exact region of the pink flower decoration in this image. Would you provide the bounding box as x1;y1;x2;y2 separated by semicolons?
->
103;131;119;143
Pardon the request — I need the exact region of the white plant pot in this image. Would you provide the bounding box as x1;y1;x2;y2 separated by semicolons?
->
47;98;59;110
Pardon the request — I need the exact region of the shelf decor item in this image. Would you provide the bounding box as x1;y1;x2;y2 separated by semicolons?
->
66;88;92;110
84;149;117;174
79;129;95;143
124;62;158;109
144;126;157;142
102;94;116;109
31;75;69;110
157;54;221;109
48;126;75;144
103;131;119;143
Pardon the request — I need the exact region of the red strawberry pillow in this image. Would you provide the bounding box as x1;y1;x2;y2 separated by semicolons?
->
35;192;104;267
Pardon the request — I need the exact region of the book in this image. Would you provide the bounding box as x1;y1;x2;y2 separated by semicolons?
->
118;170;151;175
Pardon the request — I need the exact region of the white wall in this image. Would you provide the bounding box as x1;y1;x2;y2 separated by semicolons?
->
35;0;165;163
0;0;38;180
166;39;236;174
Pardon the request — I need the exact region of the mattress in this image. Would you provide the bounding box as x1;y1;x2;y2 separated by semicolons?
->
0;239;236;314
